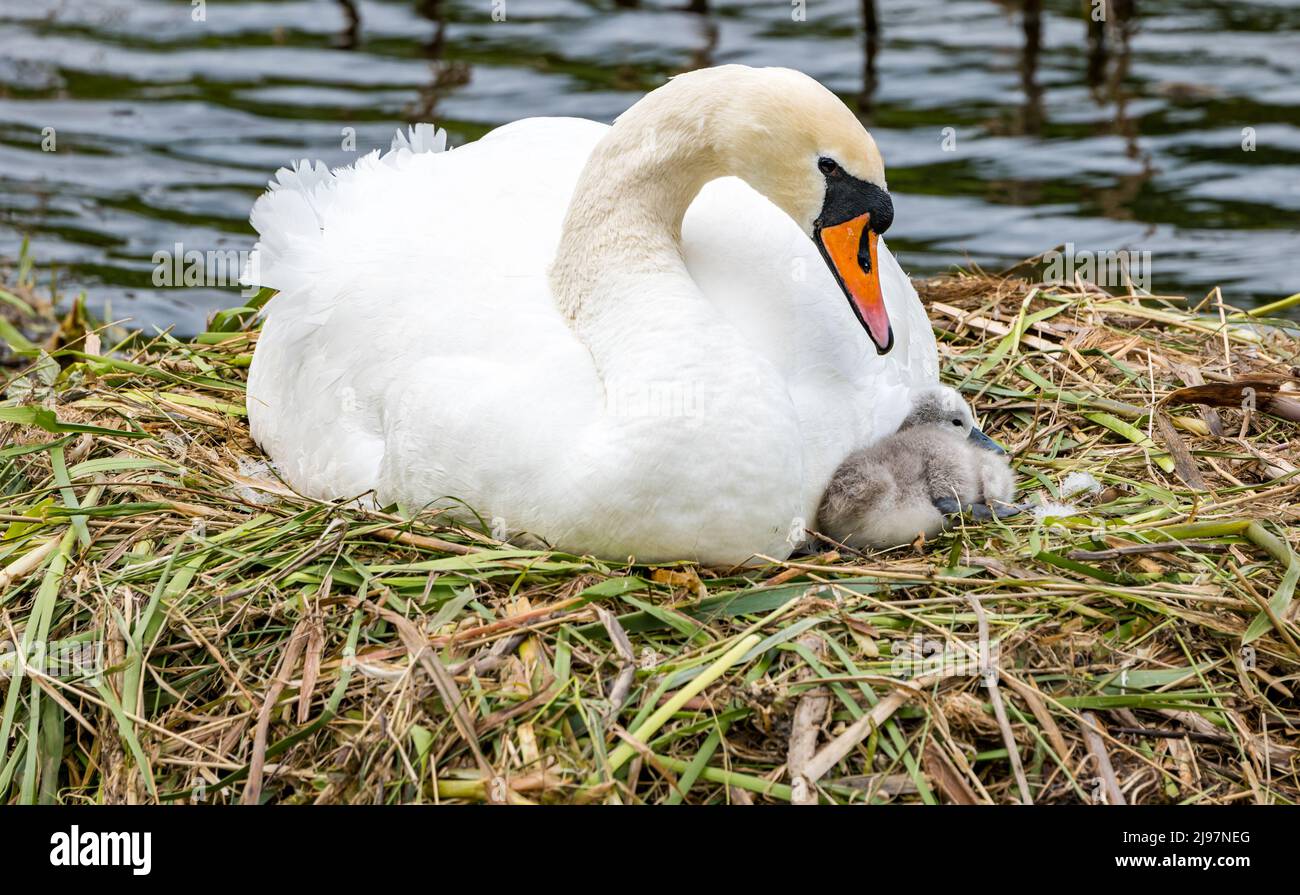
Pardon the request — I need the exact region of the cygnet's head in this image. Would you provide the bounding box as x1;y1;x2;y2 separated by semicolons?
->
901;386;1005;454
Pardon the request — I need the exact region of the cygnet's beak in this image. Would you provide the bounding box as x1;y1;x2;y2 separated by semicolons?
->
968;427;1005;455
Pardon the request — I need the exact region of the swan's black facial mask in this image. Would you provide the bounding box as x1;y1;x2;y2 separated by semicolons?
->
812;166;895;354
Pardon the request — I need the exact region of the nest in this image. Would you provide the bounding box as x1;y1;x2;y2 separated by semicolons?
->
1;268;1297;804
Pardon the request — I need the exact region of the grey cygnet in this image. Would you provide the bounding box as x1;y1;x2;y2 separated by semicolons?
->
817;386;1016;550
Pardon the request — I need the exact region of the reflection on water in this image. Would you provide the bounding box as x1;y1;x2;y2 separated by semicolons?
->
0;0;1298;333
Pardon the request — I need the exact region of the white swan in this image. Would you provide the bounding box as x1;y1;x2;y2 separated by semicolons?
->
242;65;939;565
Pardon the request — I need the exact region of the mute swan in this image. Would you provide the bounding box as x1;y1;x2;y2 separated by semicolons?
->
242;65;943;565
817;386;1016;550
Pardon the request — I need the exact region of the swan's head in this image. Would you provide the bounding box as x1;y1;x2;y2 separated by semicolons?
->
901;386;1005;454
702;67;895;353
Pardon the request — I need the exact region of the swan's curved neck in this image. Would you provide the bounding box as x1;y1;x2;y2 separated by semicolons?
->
549;100;724;331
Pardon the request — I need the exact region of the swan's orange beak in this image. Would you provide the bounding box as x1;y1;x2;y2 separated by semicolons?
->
817;212;892;354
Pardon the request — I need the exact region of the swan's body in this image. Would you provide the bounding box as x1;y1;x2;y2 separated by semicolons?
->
817;387;1016;550
244;66;939;564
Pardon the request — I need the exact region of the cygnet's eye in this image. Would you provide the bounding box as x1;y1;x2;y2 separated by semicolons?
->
952;418;963;427
818;157;840;176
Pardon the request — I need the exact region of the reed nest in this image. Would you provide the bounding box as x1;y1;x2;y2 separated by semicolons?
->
1;264;1298;805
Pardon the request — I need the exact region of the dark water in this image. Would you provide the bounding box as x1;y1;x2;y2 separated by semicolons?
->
1;0;1298;334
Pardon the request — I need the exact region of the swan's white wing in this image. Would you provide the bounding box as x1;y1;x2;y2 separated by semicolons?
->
244;118;611;507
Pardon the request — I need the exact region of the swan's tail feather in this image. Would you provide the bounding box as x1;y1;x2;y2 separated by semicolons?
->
241;159;340;292
241;124;449;294
389;123;448;155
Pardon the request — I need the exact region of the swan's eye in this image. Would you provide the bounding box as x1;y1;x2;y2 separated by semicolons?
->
952;419;963;427
818;157;840;176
